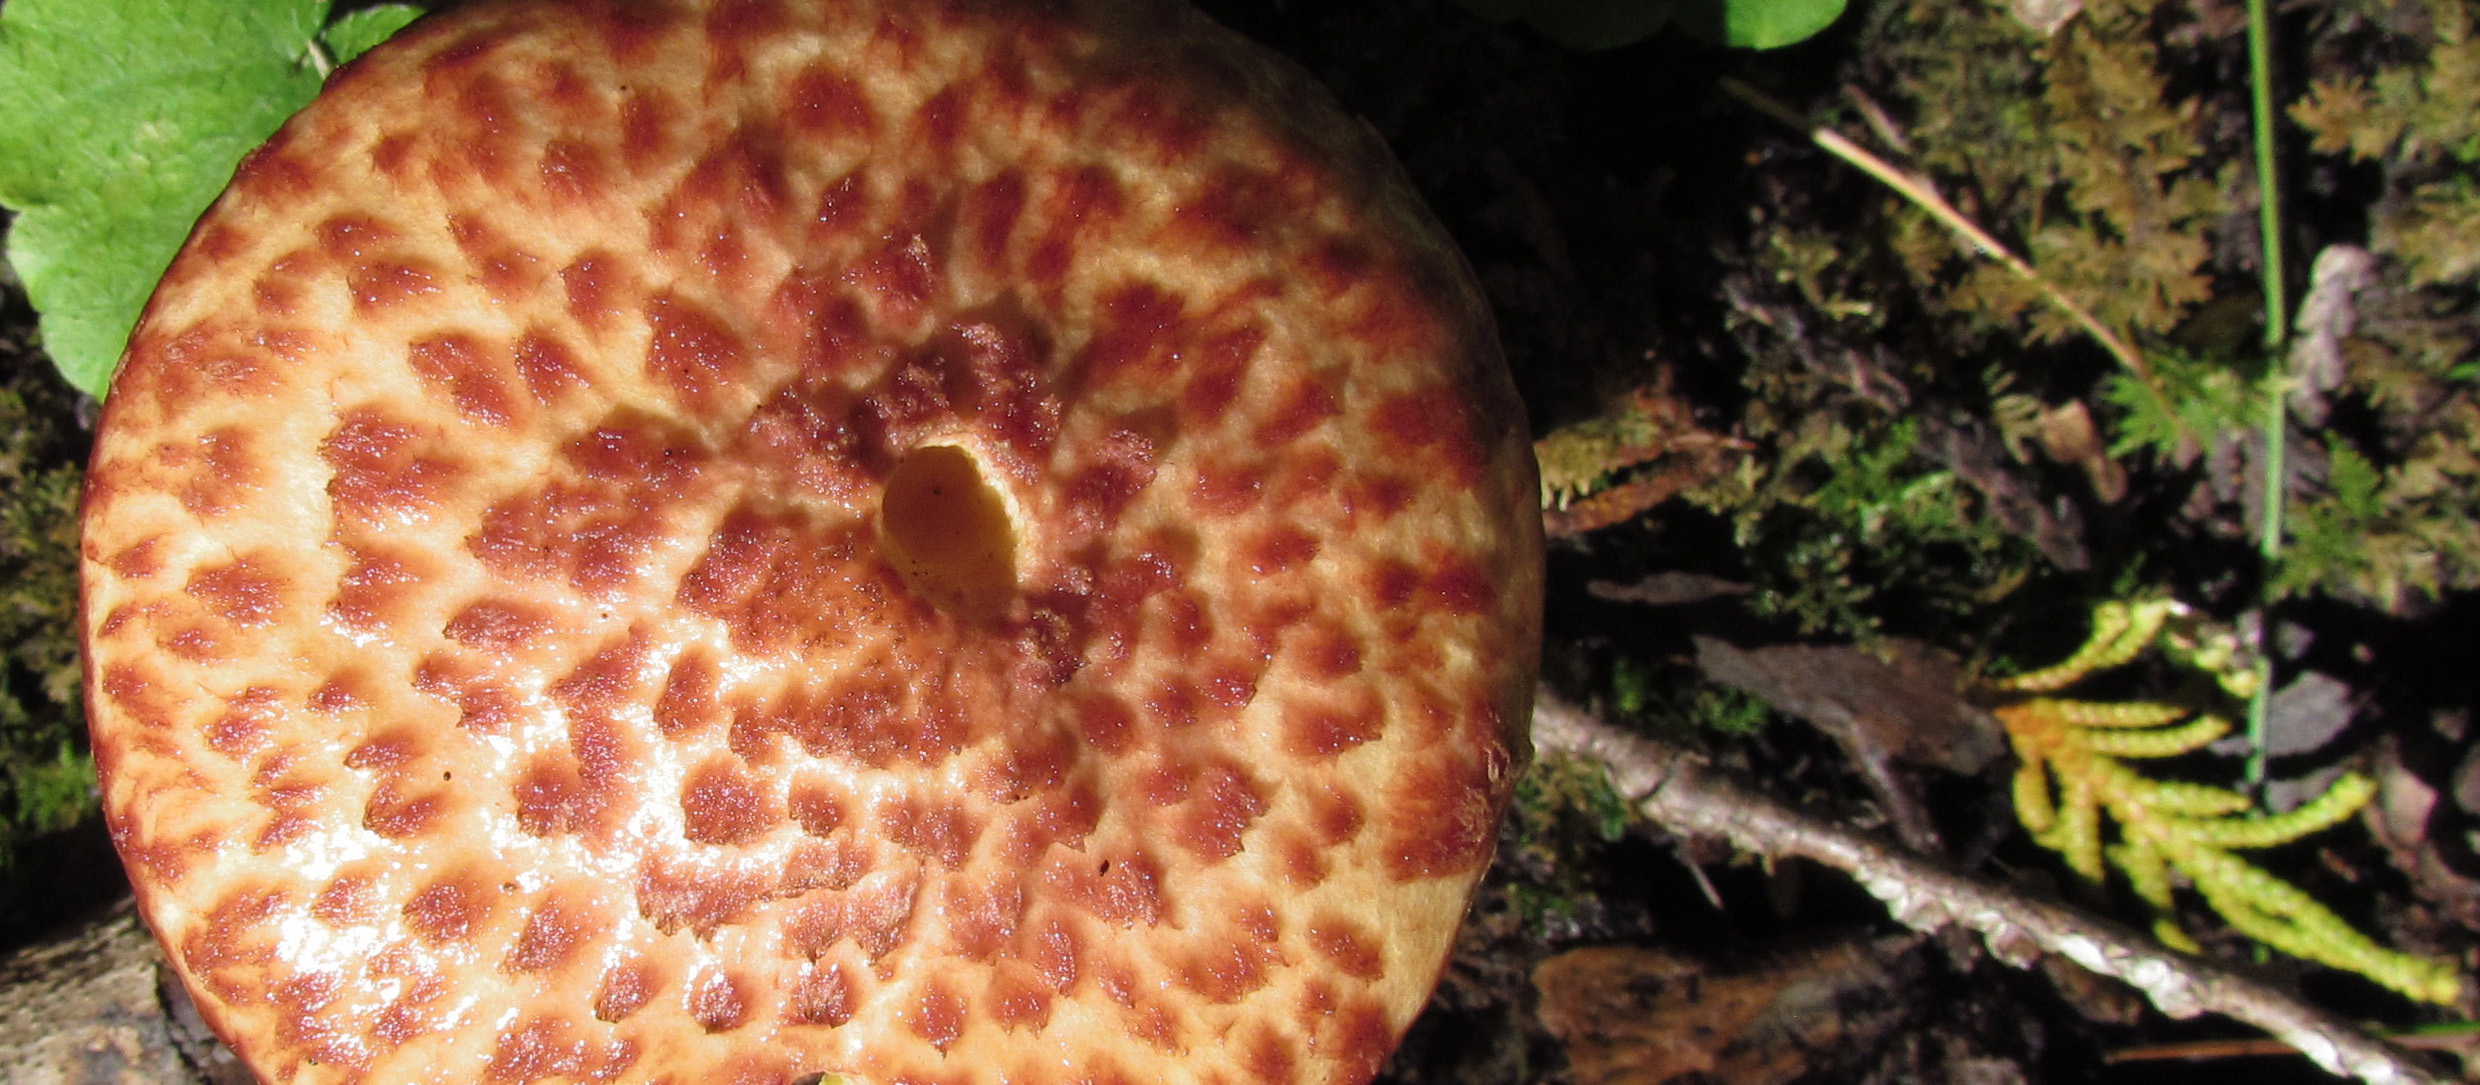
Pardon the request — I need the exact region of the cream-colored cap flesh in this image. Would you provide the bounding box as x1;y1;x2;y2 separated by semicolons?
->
81;2;1543;1083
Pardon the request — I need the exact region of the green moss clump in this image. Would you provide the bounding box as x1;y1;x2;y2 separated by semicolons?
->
1506;754;1634;933
1875;0;2228;348
1688;410;2040;641
1797;0;2480;613
2294;0;2480;290
0;331;93;867
2270;0;2480;610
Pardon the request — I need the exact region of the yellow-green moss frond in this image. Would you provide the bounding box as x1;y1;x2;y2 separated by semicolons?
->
2119;778;2254;818
2112;839;2174;910
2056;774;2105;883
2070;713;2228;758
1998;705;2067;756
1987;596;2465;1004
1987;599;2178;692
2151;917;2204;954
2168;773;2376;849
2186;847;2464;1006
2159;617;2261;699
2013;757;2057;834
2112;838;2206;952
2042;699;2194;729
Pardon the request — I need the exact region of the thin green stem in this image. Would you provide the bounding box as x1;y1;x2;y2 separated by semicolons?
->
2249;9;2288;338
2245;0;2287;789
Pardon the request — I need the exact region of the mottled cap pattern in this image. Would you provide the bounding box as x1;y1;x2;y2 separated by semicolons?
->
78;1;1543;1083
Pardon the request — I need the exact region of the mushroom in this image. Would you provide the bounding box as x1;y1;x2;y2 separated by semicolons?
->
78;1;1542;1083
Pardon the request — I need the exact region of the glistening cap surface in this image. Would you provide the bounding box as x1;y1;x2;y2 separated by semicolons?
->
80;2;1543;1083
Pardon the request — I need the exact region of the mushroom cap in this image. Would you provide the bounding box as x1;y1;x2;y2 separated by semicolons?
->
79;2;1542;1084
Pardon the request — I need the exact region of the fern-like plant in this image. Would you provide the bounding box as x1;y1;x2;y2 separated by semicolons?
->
1992;599;2463;1005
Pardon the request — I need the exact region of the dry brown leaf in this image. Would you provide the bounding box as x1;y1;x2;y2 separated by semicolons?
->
1692;637;2004;777
2033;400;2128;504
2367;735;2480;935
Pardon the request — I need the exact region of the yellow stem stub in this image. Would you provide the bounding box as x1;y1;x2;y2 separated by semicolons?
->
881;444;1018;623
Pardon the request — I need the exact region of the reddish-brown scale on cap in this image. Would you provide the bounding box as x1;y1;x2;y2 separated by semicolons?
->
409;333;520;425
363;781;449;839
83;1;1541;1083
204;688;282;760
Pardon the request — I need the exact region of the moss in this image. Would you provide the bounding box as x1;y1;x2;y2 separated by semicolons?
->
2274;0;2480;609
2294;0;2480;289
1684;685;1772;737
1506;754;1634;933
1874;0;2227;349
0;320;93;867
1687;410;2040;641
1995;600;2463;1004
1742;0;2480;614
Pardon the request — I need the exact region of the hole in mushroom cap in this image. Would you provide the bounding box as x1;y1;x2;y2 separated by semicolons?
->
880;444;1016;622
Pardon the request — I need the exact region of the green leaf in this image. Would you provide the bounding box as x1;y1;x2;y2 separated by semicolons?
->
1721;0;1845;49
320;4;423;66
1675;0;1845;49
0;0;332;398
